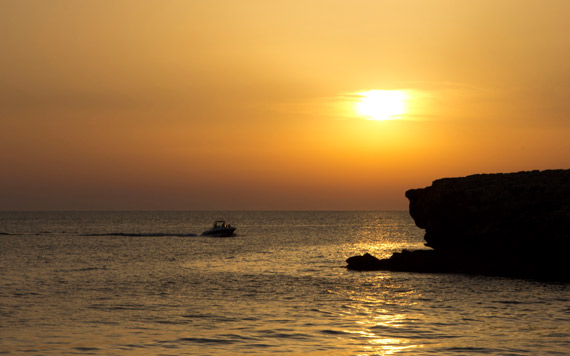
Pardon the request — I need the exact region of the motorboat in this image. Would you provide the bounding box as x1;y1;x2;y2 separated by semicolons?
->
201;220;236;237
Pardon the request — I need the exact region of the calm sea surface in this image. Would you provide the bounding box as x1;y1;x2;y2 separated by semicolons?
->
1;211;569;355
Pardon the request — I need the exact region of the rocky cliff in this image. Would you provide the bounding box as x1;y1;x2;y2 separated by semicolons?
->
347;169;570;281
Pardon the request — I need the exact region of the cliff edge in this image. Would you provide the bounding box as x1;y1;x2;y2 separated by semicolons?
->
347;169;570;281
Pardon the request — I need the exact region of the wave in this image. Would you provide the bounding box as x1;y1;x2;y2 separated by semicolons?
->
174;337;237;345
369;323;461;340
73;347;100;352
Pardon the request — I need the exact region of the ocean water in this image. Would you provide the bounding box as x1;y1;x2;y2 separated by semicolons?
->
1;211;568;355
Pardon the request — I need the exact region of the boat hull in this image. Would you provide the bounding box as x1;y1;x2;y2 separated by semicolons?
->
201;227;236;237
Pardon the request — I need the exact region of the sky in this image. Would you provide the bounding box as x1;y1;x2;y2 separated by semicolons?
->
1;0;569;211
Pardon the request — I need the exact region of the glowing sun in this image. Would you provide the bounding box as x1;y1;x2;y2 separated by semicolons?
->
356;90;408;121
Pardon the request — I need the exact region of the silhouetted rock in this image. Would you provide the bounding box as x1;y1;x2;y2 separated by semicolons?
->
347;169;570;281
346;253;385;270
406;169;570;252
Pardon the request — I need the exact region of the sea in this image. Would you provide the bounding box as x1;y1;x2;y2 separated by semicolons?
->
1;211;569;355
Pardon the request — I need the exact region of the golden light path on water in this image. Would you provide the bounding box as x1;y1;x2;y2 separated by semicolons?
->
334;225;429;355
340;286;426;355
173;220;432;355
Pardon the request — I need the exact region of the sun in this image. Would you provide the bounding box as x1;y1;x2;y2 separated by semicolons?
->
356;90;408;121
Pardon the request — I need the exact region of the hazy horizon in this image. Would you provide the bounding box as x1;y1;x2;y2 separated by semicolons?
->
2;1;569;211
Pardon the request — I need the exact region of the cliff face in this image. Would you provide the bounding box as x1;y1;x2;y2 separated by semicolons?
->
405;169;570;253
347;169;570;281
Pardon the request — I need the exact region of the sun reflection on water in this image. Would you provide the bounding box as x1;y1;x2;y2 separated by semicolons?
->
334;273;431;355
343;328;425;356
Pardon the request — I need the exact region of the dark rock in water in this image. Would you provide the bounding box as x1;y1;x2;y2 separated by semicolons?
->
346;249;569;281
347;169;570;281
346;253;385;270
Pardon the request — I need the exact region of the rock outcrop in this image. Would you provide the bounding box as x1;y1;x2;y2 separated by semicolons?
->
347;169;570;281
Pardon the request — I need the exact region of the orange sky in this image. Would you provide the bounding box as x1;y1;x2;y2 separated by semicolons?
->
1;0;569;210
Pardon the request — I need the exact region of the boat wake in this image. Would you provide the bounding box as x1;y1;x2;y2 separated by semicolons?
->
82;232;198;237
